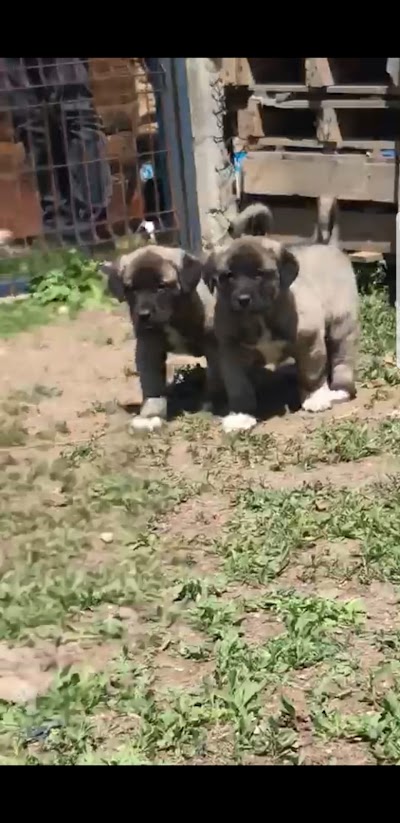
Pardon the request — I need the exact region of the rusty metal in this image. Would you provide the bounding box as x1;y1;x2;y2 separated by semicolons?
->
0;57;181;262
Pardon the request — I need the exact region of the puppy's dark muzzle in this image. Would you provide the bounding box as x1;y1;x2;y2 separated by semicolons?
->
233;293;252;311
137;310;154;330
139;309;151;321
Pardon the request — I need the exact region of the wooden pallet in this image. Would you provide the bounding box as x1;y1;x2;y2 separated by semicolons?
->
222;58;399;92
239;194;396;255
223;57;400;253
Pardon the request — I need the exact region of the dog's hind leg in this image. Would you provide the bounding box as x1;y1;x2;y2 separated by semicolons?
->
327;314;358;404
296;326;334;412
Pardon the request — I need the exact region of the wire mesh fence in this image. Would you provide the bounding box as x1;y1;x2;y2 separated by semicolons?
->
0;57;180;286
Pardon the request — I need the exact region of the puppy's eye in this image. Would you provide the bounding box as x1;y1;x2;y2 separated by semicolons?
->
220;270;232;281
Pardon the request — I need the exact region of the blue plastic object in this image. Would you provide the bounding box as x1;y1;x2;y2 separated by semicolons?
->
0;277;29;299
140;163;155;182
233;151;247;173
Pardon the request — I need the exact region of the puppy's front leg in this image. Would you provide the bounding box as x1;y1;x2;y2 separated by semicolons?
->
219;343;258;433
202;342;225;414
296;328;332;413
130;331;167;432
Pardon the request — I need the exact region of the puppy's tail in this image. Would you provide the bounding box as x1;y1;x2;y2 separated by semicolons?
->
315;196;339;245
229;203;273;238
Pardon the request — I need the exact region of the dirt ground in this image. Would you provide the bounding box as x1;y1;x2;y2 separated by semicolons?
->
1;292;400;765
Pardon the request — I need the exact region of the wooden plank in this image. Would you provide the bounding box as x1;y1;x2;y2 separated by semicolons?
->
221;58;238;85
236;58;252;87
268;204;395;254
349;251;384;263
305;58;334;87
237;100;264;139
326;84;396;95
242;136;396;152
242;152;397;203
251;89;400;109
316;106;342;144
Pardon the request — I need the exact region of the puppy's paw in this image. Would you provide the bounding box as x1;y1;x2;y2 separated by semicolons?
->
129;416;164;433
329;388;351;405
222;412;257;433
302;383;333;413
141;397;167;418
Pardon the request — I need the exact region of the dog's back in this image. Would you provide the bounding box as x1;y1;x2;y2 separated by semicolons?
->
289;243;359;327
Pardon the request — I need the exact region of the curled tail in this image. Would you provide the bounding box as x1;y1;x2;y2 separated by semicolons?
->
229;203;273;238
315;196;339;245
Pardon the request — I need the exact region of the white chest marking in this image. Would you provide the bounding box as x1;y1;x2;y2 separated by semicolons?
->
165;326;188;354
246;327;288;367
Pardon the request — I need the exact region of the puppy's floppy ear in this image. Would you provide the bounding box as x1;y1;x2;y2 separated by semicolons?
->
177;251;203;294
202;252;218;294
100;261;126;303
278;247;299;290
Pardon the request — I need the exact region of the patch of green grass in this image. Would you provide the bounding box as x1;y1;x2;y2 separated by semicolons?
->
0;300;55;338
0;248;113;339
359;286;399;385
29;249;107;310
216;478;400;586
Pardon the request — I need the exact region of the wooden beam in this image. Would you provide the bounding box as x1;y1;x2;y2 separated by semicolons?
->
220;58;238;86
242;151;397;203
305;58;334;87
316;105;342;145
241;136;396;153
186;58;237;248
251;89;400;109
267;204;395;254
235;58;253;87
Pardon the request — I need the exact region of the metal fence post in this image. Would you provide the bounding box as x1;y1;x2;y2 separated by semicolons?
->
160;57;202;254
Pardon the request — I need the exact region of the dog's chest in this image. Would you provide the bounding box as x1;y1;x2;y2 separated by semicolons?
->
242;321;289;366
165;325;203;358
165;325;188;354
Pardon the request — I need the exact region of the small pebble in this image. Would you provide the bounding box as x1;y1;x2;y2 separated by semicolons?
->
100;532;114;544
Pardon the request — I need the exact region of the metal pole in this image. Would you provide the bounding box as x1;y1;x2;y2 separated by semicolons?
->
171;58;202;255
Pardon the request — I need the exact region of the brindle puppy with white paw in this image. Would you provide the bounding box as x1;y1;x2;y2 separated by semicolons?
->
103;246;219;430
204;236;359;434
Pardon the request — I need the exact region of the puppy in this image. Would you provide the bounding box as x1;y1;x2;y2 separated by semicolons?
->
102;245;219;431
204;235;359;433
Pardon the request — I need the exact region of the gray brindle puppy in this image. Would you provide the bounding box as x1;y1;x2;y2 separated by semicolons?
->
102;245;218;431
204;207;359;434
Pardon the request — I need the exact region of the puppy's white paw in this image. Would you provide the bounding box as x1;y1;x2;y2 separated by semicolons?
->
129;416;164;432
222;413;257;433
330;389;351;405
141;397;167;418
302;383;332;413
201;401;214;414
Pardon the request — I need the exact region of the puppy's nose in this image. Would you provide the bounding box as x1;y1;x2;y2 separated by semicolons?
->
238;294;250;307
139;309;151;320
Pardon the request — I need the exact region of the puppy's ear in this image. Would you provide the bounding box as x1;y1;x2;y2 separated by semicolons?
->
100;261;126;303
202;252;218;294
177;252;203;294
278;247;299;290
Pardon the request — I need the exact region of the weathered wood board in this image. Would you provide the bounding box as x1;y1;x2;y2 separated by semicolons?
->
242;152;397;203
